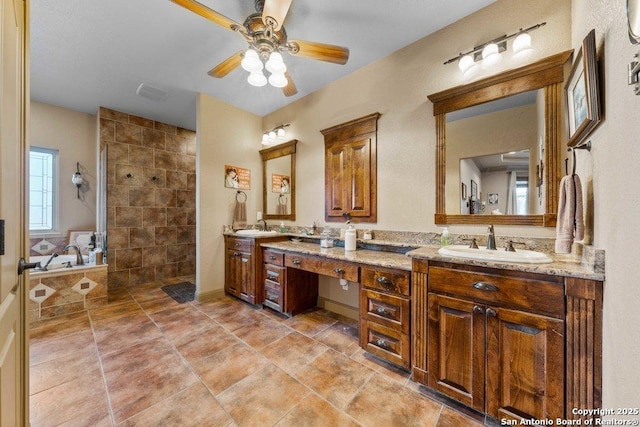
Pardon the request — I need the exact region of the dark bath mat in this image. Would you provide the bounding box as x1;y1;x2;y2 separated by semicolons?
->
161;282;196;304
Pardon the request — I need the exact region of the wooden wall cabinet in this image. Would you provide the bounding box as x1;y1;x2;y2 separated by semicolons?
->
413;259;602;423
321;113;380;223
359;266;411;369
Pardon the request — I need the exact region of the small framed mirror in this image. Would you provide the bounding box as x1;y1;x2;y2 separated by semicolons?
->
628;0;640;44
260;139;297;221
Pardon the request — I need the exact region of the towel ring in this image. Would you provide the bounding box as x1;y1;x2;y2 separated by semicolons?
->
236;191;247;202
567;141;592;175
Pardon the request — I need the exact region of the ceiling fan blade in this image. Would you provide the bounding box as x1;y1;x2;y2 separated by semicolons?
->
282;72;297;97
208;51;244;78
261;0;292;31
170;0;245;33
287;40;350;65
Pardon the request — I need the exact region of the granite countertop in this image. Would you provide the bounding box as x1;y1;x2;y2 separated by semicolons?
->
260;241;413;271
407;246;605;281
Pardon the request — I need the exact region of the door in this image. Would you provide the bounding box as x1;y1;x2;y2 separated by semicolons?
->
485;306;564;422
0;0;28;424
427;294;485;411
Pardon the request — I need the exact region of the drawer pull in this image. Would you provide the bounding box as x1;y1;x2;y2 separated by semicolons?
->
375;306;391;317
486;308;497;317
292;259;301;265
236;243;241;247
472;281;499;292
334;267;345;275
375;339;389;349
233;252;240;257
269;255;277;260
473;305;484;314
376;276;398;291
267;295;278;303
267;273;279;282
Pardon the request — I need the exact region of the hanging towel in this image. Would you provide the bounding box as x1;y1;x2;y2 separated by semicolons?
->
232;199;247;230
276;195;288;215
555;174;584;253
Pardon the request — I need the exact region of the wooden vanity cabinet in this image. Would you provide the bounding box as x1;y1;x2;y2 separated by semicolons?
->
224;235;287;305
263;249;318;316
359;266;411;369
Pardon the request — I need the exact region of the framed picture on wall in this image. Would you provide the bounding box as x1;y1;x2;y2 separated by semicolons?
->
470;179;478;200
565;29;601;147
67;230;93;255
488;193;499;205
461;182;467;200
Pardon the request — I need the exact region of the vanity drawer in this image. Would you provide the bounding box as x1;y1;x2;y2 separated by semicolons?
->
264;249;284;266
264;285;283;312
360;319;410;369
285;253;358;282
361;267;410;297
428;266;564;318
264;264;285;289
226;237;252;253
360;289;410;334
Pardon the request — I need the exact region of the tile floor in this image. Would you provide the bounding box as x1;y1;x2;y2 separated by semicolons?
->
29;276;484;426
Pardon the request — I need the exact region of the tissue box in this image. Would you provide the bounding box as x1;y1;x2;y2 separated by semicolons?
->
320;238;334;248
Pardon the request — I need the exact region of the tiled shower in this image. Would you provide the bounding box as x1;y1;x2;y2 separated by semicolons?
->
99;107;196;289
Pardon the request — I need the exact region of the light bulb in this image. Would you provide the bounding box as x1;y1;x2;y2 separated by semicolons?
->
247;71;267;87
241;49;263;72
265;52;287;74
458;54;476;74
72;172;83;186
268;131;276;142
277;128;286;138
261;133;269;145
513;32;532;55
268;72;288;88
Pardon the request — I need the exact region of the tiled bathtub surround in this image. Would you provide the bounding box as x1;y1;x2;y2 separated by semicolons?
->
29;266;108;324
99;107;196;288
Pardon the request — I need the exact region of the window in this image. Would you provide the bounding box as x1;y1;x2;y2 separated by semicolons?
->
515;177;529;215
29;147;57;231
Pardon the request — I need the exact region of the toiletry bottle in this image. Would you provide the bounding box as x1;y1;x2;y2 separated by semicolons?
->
440;227;451;247
279;221;286;233
345;225;356;251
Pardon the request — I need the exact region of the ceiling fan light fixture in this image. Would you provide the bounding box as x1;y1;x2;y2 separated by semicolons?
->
265;52;286;74
241;49;263;72
268;72;288;88
248;70;267;87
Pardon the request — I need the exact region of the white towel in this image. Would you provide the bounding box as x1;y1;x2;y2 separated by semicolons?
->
555;174;584;253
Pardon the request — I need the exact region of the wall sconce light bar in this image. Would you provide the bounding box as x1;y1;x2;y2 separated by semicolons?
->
629;52;640;95
261;123;290;145
444;22;547;69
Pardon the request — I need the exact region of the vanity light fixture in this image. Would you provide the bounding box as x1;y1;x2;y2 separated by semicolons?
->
71;162;84;199
242;48;288;89
445;22;546;76
261;124;290;145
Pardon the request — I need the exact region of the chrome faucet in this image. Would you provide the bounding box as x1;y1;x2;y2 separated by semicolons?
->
257;219;269;231
63;244;85;265
486;225;497;250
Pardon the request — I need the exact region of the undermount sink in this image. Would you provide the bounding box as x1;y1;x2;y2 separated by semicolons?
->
438;245;553;264
235;229;278;236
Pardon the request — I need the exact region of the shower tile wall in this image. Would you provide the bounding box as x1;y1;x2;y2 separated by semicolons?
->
99;107;196;288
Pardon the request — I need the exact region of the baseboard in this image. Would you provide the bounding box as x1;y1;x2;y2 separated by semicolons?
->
317;296;359;321
196;288;225;303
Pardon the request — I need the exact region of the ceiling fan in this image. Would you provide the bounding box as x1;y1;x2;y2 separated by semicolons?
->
171;0;350;97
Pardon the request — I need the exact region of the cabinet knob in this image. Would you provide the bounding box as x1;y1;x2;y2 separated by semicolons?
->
292;259;301;265
233;252;240;257
472;281;499;292
473;305;485;314
334;267;345;274
375;339;389;349
269;255;276;260
375;306;390;317
486;308;497;317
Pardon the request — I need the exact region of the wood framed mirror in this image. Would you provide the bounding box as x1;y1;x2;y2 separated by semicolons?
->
427;50;572;227
260;139;297;221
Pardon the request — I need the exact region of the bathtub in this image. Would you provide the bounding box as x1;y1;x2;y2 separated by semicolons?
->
29;254;108;324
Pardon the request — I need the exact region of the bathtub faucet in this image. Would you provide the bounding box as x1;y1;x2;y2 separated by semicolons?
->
63;244;85;265
39;252;59;271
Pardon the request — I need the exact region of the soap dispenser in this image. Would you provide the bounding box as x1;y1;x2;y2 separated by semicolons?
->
344;225;356;252
440;227;451;247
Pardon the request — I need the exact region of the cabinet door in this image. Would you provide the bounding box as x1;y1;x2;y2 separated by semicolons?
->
239;251;253;302
225;249;242;297
427;294;485;411
486;307;564;422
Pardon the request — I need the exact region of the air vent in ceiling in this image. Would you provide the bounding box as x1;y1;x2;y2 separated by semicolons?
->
136;83;168;102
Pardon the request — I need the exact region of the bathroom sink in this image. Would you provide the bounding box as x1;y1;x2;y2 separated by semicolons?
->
438;245;553;264
235;229;279;236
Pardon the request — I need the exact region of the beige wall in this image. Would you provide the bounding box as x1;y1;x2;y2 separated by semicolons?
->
571;0;640;411
30;101;97;235
196;94;262;298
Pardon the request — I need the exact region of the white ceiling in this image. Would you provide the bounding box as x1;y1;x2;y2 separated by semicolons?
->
30;0;495;130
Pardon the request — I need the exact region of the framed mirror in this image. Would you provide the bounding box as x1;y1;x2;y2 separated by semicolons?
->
629;0;640;44
259;139;297;221
428;50;573;227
